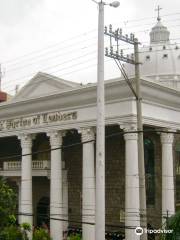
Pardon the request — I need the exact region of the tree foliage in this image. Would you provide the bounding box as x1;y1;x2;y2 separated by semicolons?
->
33;228;52;240
0;225;23;240
68;234;82;240
166;211;180;239
0;177;17;229
161;211;180;240
0;178;52;240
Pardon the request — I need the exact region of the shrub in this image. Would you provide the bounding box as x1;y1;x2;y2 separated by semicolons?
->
68;234;82;240
0;225;23;240
0;177;17;229
33;228;51;240
20;222;31;240
160;211;180;240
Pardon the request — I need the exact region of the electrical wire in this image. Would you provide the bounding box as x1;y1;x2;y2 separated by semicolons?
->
3;29;97;65
0;128;177;161
0;12;179;231
1;14;180;69
2;11;180;66
2;52;97;88
2;41;180;92
1;39;180;94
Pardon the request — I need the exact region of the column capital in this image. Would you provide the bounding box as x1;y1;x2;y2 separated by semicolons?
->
121;124;138;141
79;127;95;142
160;132;174;144
47;131;65;147
120;123;137;131
18;134;35;148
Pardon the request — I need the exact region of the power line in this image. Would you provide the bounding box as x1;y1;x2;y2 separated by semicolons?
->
3;29;97;65
2;45;180;93
5;36;180;75
112;12;180;26
14;211;156;230
2;38;180;89
2;51;97;88
0;128;179;161
14;210;172;232
5;43;97;73
1;12;180;68
0;27;180;93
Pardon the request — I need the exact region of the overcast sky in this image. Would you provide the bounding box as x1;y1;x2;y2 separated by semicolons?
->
0;0;179;94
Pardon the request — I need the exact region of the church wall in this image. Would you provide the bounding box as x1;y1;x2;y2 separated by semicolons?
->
105;126;125;232
63;126;126;231
145;132;162;230
64;132;82;228
0;126;173;232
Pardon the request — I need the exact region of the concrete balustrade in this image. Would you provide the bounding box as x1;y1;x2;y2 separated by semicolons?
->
3;160;50;170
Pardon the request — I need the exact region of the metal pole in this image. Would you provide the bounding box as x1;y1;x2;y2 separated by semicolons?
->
134;39;147;240
96;1;105;240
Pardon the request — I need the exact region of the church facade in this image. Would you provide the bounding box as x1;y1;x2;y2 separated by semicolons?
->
0;18;180;240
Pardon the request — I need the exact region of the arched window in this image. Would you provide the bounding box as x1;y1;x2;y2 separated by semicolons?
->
36;197;50;227
144;138;155;206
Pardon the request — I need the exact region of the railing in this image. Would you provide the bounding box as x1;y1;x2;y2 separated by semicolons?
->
32;160;49;169
3;160;50;171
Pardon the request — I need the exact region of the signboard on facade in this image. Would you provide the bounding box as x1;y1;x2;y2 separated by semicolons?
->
0;111;77;131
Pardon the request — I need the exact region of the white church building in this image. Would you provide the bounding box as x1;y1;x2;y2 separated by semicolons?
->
0;16;180;240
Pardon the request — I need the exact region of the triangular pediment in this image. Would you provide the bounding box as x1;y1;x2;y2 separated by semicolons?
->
12;72;80;101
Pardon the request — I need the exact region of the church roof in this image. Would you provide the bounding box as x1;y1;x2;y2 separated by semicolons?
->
150;20;170;44
11;72;81;101
124;14;180;90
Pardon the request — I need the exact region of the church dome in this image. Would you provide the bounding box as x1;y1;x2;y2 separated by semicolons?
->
124;15;180;89
150;20;170;44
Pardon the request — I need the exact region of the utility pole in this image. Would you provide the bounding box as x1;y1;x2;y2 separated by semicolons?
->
96;2;105;240
134;39;147;240
91;2;120;240
105;26;147;240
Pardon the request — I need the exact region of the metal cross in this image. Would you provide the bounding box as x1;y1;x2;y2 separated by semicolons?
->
155;5;162;21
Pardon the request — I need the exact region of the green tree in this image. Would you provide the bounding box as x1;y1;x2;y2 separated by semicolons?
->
0;176;17;229
0;225;23;240
68;234;82;240
161;211;180;240
33;228;52;240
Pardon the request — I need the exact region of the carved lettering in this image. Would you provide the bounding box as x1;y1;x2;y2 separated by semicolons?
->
0;111;77;132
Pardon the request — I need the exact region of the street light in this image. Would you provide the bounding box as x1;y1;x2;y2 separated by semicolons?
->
92;1;120;240
109;1;120;7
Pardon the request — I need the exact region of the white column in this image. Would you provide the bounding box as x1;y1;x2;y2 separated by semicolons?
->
81;128;95;240
62;161;68;233
124;127;140;240
19;134;33;239
161;132;175;221
48;131;63;240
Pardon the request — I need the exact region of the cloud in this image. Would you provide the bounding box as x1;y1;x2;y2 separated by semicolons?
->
0;0;43;26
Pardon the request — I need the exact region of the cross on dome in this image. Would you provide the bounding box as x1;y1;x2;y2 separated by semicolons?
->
150;6;170;44
155;5;162;22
